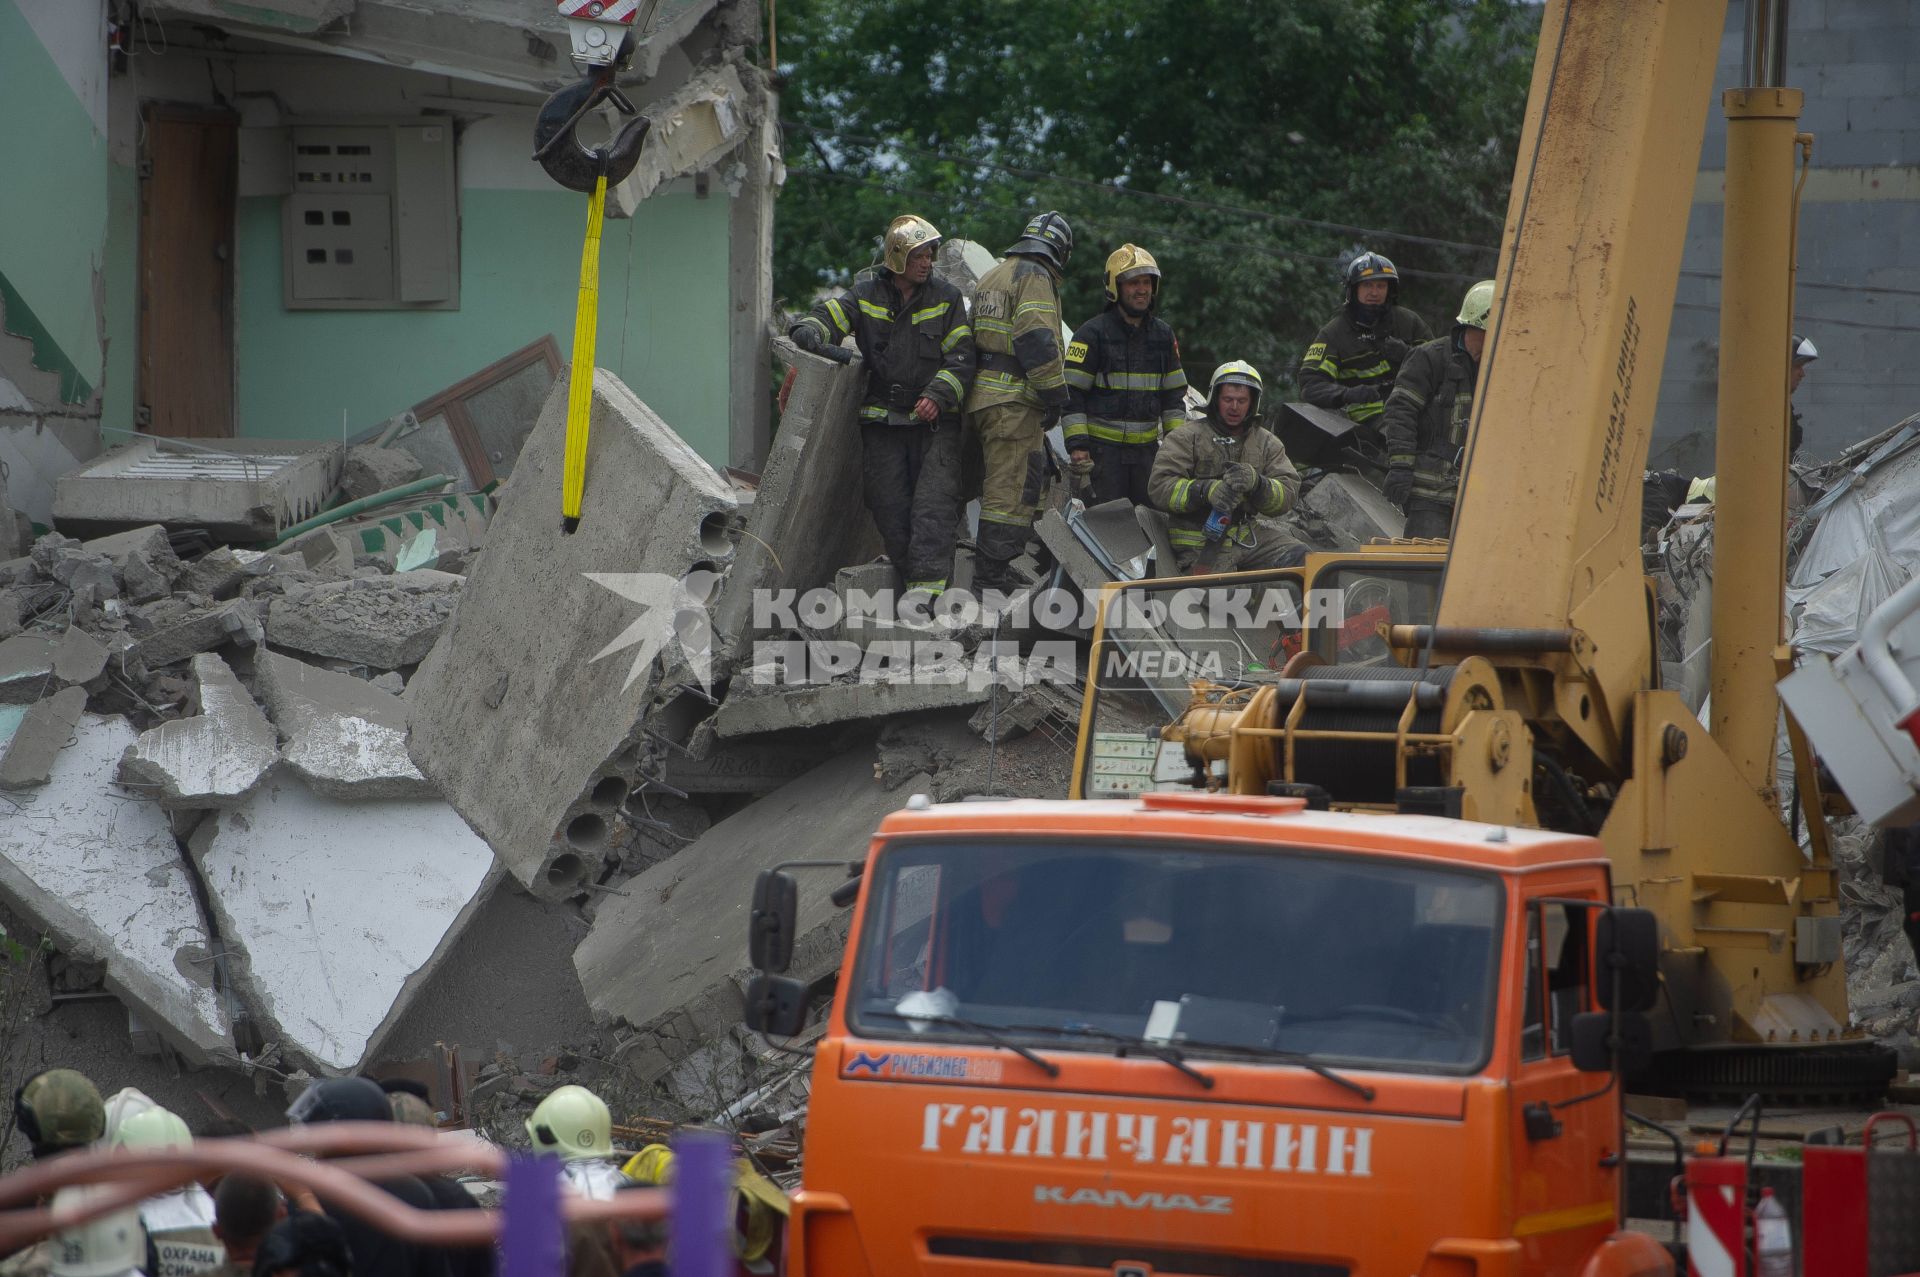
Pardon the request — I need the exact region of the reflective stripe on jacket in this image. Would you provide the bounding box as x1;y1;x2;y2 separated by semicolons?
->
964;256;1069;413
792;273;973;419
1382;335;1480;504
1148;418;1300;548
1061;307;1188;446
1297;306;1431;424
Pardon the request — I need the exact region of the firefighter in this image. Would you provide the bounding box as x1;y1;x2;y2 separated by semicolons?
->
963;211;1074;591
1297;252;1432;438
1062;244;1188;506
1382;279;1493;540
526;1085;629;1201
1790;331;1817;457
791;214;974;595
1149;362;1307;574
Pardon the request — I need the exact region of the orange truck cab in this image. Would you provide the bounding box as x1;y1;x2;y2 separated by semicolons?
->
745;791;1667;1277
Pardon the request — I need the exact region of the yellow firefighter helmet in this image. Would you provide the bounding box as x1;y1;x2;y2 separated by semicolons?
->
1103;243;1162;304
882;214;941;274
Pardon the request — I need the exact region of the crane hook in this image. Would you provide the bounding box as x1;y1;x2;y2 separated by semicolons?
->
532;61;652;194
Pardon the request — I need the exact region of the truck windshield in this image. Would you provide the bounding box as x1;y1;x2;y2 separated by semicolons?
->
848;841;1503;1074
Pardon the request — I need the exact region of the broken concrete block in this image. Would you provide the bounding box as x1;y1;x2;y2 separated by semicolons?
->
0;590;21;641
82;525;181;602
339;446;425;502
1303;473;1405;546
190;777;495;1073
268;577;458;669
51;627;108;686
0;714;228;1061
709;338;879;667
0;635;55;704
131;600;263;669
407;368;736;898
176;548;248;601
714;673;994;739
1035;508;1119;600
119;654;279;807
573;749;926;1081
255;650;434;800
52;437;343;542
0;687;87;789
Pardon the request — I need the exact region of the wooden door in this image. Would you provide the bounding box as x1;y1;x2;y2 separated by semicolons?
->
138;107;237;438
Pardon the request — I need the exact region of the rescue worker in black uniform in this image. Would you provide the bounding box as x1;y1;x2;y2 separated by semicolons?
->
1381;279;1493;541
1297;252;1432;447
1062;244;1188;506
791;214;975;595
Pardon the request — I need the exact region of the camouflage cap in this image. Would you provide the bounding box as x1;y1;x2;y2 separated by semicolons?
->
18;1070;106;1151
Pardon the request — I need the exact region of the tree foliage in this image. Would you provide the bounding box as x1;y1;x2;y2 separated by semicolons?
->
772;0;1540;389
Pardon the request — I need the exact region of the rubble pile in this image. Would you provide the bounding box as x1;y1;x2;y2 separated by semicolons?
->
0;445;497;1080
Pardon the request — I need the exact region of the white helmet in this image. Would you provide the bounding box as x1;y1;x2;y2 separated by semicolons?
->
112;1105;192;1151
100;1088;158;1147
49;1187;146;1277
1792;332;1818;363
525;1085;611;1160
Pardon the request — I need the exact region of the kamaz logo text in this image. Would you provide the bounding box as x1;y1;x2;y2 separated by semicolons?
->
1034;1185;1233;1215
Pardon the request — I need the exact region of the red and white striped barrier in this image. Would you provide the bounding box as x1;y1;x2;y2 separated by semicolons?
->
1686;1157;1748;1277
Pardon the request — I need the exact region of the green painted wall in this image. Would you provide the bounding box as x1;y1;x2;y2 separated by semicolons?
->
101;160;139;435
234;188;733;462
0;0;108;398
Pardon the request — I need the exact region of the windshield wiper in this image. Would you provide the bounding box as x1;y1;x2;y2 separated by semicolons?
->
1149;1037;1377;1102
863;1009;1061;1077
1008;1023;1214;1090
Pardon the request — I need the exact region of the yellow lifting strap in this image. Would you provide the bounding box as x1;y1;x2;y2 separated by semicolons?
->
561;173;608;531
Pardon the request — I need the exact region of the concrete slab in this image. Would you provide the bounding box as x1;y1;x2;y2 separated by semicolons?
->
190;777;496;1073
51;626;108;685
131;600;263;670
52;438;344;542
255;650;433;800
0;627;106;704
0;713;229;1061
0;634;55;704
267;577;459;669
714;672;993;739
119;654;279;807
573;749;926;1081
0;686;86;789
339;446;424;502
1035;508;1118;597
1303;473;1404;546
710;340;878;667
661;739;829;795
406;368;737;898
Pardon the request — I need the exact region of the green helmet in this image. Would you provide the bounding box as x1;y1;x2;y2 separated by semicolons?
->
16;1070;105;1154
526;1084;611;1160
112;1106;192;1152
1455;279;1496;329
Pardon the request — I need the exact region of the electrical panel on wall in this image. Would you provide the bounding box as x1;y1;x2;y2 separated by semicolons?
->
284;123;458;309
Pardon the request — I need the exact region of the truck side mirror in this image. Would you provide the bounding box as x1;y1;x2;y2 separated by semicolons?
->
1570;1010;1652;1073
743;974;809;1037
1595;907;1660;1013
749;870;800;972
